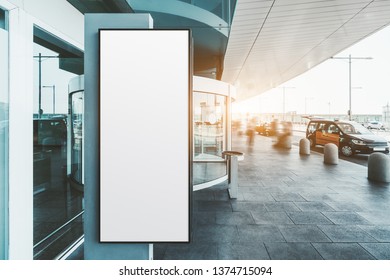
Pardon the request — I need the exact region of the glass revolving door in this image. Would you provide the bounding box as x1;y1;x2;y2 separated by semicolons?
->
68;76;84;191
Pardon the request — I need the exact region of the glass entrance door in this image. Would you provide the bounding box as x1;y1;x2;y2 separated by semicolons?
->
193;92;227;185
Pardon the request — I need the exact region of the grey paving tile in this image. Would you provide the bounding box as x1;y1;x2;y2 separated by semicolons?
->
278;225;331;242
361;180;390;188
193;211;216;225
238;180;263;187
287;212;333;225
357;201;390;212
322;212;371;225
193;191;215;201
252;212;294;225
260;180;288;188
153;244;167;260
359;243;390;260
192;224;239;243
271;193;306;202
163;242;218;260
323;200;365;212
197;201;232;212
358;225;390;242
298;193;339;202
238;186;263;192
216;211;255;225
241;192;276;202
258;186;285;194
261;174;293;180
356;211;390;225
218;243;270;260
264;202;301;212
214;189;230;201
294;201;334;212
193;225;239;243
318;225;377;242
238;225;285;242
166;135;390;260
284;181;316;188
231;201;267;212
295;187;339;195
312;243;375;260
265;242;323;260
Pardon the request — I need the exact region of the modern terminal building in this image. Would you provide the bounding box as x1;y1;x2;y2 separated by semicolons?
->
1;0;390;260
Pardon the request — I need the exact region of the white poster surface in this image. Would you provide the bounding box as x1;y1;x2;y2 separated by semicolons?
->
99;29;190;242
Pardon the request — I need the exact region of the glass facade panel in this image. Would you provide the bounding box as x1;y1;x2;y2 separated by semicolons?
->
33;42;83;259
0;11;9;260
178;0;234;24
193;91;227;185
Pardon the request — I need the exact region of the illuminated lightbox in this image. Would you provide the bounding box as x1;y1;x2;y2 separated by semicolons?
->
99;29;191;242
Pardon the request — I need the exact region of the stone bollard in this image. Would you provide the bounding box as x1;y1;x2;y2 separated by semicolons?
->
324;143;338;164
299;138;310;155
368;152;390;183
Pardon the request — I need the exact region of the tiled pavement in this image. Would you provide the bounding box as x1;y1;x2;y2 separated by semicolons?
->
154;134;390;260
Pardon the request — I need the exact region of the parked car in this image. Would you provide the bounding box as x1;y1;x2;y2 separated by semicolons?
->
366;121;384;130
306;119;389;157
33;118;67;147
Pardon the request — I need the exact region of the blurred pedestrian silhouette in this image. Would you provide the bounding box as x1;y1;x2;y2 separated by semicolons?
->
246;117;256;146
274;121;292;149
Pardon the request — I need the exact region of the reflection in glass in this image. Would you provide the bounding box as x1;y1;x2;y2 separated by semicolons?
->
33;43;83;259
178;0;235;24
70;91;84;187
193;92;227;185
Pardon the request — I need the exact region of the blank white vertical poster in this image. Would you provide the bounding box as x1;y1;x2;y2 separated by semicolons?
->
99;29;190;242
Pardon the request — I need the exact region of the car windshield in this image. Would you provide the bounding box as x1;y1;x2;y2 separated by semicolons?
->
338;122;372;135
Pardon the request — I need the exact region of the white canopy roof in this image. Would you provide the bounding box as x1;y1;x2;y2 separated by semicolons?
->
222;0;390;100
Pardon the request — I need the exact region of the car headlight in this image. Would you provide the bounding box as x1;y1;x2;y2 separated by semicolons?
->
352;139;366;145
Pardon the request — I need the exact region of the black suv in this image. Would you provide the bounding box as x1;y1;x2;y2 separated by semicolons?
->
306;119;389;157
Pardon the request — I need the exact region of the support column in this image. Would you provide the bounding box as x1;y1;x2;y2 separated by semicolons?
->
84;13;153;260
8;7;34;260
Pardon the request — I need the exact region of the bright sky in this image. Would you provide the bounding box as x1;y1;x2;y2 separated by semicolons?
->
33;44;76;115
233;25;390;116
34;24;390;117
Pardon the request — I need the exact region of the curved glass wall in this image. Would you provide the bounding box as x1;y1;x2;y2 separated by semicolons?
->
178;0;235;24
193;92;227;185
193;76;234;189
65;75;232;192
68;76;84;191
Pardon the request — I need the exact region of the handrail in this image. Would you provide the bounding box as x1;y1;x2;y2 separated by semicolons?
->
55;235;84;260
33;210;84;249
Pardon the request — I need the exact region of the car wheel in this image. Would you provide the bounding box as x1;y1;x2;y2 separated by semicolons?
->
340;145;354;157
309;137;316;148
